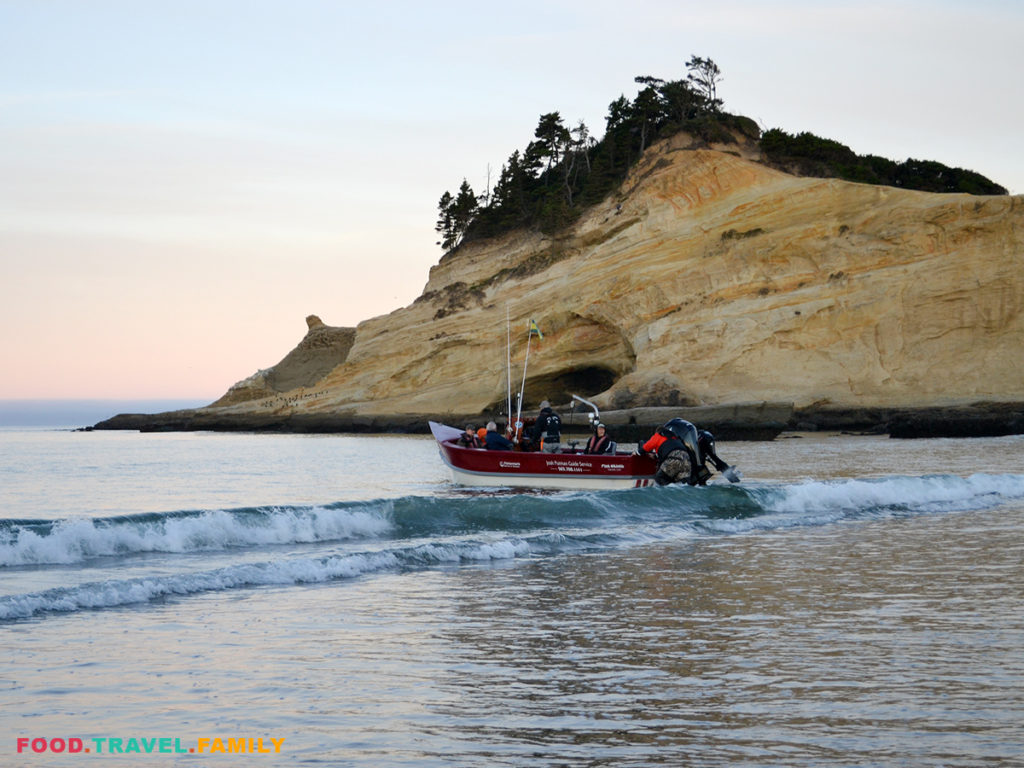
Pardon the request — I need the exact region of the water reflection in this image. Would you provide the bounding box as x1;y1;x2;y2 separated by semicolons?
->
433;508;1024;766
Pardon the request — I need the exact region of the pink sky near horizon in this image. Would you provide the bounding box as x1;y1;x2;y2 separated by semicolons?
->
3;0;1022;400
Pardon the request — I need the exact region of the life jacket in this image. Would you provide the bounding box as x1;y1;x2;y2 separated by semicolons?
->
642;431;669;454
585;433;611;454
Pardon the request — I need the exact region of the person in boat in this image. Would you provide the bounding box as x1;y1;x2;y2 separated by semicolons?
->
583;423;613;454
638;421;696;486
457;424;482;448
638;418;739;485
484;421;514;451
532;400;562;453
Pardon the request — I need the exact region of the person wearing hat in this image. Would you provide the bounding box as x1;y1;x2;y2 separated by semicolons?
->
457;424;482;448
583;422;613;454
531;400;562;453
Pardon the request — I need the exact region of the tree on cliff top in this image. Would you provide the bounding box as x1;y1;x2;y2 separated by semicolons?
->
435;180;479;251
438;60;728;250
686;55;723;110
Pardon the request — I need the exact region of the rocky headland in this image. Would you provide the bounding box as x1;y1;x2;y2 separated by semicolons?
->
95;130;1024;439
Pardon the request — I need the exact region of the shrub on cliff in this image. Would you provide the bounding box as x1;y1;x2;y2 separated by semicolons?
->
760;128;1007;195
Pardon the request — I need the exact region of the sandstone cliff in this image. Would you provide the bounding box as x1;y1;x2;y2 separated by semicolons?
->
136;132;1024;431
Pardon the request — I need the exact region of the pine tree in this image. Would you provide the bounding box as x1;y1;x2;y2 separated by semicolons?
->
686;56;723;111
434;190;456;250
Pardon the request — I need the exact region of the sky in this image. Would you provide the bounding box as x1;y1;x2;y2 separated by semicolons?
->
2;0;1021;400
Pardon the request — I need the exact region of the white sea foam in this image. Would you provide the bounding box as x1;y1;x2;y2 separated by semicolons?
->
0;536;539;620
758;473;1024;515
0;505;393;567
6;473;1024;619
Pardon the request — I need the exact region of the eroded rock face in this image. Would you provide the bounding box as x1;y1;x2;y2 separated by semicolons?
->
212;320;356;407
209;135;1024;419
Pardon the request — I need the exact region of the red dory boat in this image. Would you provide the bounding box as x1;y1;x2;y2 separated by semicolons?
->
429;421;659;490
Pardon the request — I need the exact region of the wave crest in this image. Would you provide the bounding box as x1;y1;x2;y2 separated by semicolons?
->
0;504;393;567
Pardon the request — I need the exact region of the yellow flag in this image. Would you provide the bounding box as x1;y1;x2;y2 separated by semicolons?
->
528;319;544;340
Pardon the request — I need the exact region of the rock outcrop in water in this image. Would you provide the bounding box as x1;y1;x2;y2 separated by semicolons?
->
96;131;1024;437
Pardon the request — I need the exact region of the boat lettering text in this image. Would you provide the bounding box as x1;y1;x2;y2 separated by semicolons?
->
545;459;593;473
499;461;521;469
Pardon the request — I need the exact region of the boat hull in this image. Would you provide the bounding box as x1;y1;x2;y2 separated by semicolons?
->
430;421;658;490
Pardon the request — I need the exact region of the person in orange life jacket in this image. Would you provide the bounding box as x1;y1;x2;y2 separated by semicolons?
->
637;419;740;485
638;423;696;486
484;421;514;450
583;423;613;454
531;401;562;453
457;425;482;448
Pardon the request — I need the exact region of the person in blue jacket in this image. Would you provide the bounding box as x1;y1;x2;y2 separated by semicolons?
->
484;421;514;450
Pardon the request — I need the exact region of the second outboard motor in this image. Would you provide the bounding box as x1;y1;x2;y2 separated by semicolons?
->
697;429;728;472
697;428;742;484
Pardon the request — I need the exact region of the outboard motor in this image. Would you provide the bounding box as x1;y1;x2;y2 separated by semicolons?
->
697;428;742;484
650;419;741;485
697;429;728;472
663;418;701;465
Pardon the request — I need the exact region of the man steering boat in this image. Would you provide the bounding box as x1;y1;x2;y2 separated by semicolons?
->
637;419;741;486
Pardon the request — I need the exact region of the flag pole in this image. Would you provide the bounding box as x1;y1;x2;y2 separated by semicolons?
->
515;320;535;439
516;333;531;437
506;306;512;434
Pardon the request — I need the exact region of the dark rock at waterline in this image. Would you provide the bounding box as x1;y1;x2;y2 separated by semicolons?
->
91;400;1024;440
886;403;1024;439
782;402;1024;438
93;410;430;435
92;401;794;440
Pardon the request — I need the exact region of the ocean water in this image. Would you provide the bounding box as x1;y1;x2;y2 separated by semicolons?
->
0;400;209;429
2;423;1023;767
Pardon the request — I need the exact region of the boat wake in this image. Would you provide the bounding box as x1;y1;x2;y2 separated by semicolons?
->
3;472;1023;621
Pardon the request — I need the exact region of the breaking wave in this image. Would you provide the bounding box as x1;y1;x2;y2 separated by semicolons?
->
0;504;393;567
3;472;1023;621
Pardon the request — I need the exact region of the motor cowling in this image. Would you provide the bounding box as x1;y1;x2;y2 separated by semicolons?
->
662;418;702;466
697;429;728;471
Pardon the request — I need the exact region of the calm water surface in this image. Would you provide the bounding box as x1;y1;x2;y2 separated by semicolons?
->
2;428;1023;766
